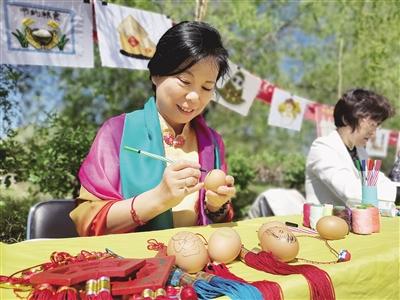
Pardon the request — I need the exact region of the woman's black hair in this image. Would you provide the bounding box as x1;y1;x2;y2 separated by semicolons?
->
333;88;394;131
148;21;229;91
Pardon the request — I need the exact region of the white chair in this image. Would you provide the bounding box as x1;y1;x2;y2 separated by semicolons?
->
247;188;305;218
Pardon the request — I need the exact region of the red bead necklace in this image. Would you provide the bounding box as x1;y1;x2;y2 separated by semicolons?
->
163;132;185;148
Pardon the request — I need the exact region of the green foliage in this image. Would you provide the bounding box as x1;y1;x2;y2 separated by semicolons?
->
0;65;32;136
291;1;400;129
282;153;306;192
1;114;97;198
28;114;97;198
227;151;257;220
0;130;31;186
252;149;306;191
0;194;38;243
227;151;256;192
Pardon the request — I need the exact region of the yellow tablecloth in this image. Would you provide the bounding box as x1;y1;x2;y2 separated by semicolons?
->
1;215;399;299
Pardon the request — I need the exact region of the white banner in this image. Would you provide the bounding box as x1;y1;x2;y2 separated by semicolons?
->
268;87;308;131
95;0;172;70
0;0;93;68
215;61;261;116
366;128;390;158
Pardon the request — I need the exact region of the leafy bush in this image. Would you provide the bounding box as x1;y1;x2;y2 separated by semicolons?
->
1;113;97;198
227;151;257;220
28;114;97;198
0;194;38;243
254;150;306;191
0;130;31;187
282;153;306;193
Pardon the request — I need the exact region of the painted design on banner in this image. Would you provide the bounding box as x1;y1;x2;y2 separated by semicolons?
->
256;79;275;104
118;15;156;59
278;97;302;120
4;1;73;53
315;104;335;137
215;62;261;116
217;70;245;104
366;128;390;158
95;0;172;70
268;88;308;131
0;0;93;68
12;17;69;51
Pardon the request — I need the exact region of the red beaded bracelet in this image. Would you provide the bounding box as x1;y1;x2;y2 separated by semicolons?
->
130;196;146;226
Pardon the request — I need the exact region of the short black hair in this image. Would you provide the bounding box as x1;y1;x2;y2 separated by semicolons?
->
333;88;394;131
148;21;229;91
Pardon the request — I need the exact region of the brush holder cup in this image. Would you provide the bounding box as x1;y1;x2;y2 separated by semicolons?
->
361;185;378;207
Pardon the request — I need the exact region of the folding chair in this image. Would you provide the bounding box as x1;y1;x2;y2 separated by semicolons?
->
26;199;78;239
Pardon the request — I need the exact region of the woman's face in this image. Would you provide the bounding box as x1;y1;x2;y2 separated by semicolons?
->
351;117;380;147
152;56;218;133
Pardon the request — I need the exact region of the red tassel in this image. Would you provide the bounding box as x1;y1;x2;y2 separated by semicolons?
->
97;290;113;300
55;286;78;300
28;283;55;300
242;249;335;300
206;263;283;300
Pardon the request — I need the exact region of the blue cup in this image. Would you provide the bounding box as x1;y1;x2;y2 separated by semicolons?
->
361;185;378;207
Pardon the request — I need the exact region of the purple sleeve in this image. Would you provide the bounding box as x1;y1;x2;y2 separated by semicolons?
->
78;114;125;200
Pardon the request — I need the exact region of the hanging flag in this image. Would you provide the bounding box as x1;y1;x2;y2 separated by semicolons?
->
304;102;317;121
0;0;93;68
366;128;390;158
314;103;335;137
215;61;261;116
94;0;172;70
268;88;308;131
389;131;399;147
256;79;275;104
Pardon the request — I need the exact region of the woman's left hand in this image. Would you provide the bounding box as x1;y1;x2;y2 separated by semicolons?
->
205;175;236;210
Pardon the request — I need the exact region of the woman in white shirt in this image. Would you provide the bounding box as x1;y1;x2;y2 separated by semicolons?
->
305;88;397;207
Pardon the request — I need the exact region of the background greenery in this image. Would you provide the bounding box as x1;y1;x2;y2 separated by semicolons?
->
1;0;399;243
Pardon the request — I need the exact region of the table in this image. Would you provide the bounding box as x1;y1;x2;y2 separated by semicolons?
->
1;215;399;299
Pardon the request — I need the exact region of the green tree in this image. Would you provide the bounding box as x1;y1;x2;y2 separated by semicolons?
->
0;65;33;137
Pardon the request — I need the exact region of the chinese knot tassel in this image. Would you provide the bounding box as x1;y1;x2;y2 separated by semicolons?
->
55;286;78;300
241;248;335;300
28;283;54;300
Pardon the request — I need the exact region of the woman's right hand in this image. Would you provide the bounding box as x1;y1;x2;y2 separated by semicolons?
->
156;160;204;209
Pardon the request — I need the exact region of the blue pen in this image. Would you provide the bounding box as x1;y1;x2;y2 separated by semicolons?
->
361;159;367;185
